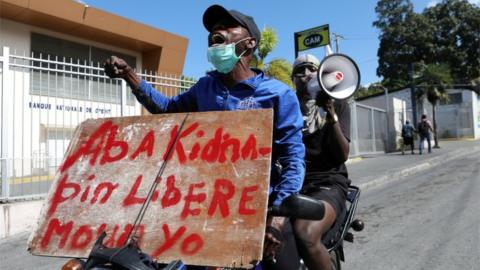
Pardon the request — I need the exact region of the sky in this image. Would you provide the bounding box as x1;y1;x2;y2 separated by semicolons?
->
82;0;478;86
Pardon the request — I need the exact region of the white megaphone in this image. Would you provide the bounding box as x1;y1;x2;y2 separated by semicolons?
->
307;45;361;100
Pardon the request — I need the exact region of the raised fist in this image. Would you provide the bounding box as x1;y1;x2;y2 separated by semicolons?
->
104;56;132;79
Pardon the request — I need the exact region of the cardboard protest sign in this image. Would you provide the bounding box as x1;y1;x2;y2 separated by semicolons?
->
28;109;273;268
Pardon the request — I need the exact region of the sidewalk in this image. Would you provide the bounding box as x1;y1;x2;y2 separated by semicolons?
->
346;139;480;191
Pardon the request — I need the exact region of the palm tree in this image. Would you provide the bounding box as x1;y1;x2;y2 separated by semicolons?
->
250;27;293;87
253;26;278;70
414;63;453;148
180;75;196;93
264;59;294;88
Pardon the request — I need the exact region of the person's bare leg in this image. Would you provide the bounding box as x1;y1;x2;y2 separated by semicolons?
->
293;201;336;270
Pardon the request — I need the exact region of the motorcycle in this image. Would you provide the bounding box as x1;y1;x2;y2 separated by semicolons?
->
60;194;328;270
261;185;364;270
321;185;364;270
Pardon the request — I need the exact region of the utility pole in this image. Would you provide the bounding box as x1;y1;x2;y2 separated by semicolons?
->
332;33;344;53
384;86;390;152
408;63;418;125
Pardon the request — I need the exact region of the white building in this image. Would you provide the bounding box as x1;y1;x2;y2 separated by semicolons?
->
0;0;190;199
357;87;480;151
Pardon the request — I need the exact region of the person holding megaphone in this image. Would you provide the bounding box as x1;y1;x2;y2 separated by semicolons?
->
264;53;354;270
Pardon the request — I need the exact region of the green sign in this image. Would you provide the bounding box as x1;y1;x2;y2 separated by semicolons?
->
294;24;330;54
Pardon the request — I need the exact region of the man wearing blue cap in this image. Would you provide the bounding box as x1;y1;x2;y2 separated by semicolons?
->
104;4;305;261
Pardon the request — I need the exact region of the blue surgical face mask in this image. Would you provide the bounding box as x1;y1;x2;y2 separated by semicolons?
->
207;37;250;74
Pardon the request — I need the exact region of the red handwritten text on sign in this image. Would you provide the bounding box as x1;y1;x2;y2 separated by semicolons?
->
28;110;273;268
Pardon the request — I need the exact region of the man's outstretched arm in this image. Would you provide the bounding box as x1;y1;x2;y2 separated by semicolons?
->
104;56;197;113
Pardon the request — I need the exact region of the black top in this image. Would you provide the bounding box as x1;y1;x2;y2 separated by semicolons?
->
301;99;351;190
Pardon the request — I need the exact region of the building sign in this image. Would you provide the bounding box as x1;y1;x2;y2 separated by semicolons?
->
294;24;330;55
28;102;112;115
28;110;273;268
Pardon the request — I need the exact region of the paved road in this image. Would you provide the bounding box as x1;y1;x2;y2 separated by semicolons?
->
343;150;480;270
1;140;478;270
0;233;68;270
348;139;480;190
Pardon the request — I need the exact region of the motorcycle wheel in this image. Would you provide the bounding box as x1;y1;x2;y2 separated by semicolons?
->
330;249;341;270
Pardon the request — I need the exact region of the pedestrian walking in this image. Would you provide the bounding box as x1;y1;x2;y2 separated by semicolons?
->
417;114;434;154
401;120;415;154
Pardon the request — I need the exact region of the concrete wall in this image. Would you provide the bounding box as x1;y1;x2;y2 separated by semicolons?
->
391;98;407;150
358;88;479;141
475;93;480;138
0;200;44;238
435;90;478;139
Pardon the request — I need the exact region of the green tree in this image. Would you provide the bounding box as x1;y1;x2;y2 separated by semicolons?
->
374;0;479;90
354;82;386;99
354;85;370;99
373;0;413;29
180;75;196;93
414;63;453;148
423;0;480;86
254;26;278;70
265;59;294;88
373;0;414;88
252;26;293;87
373;0;438;89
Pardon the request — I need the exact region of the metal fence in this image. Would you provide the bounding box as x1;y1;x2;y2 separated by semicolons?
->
0;45;386;201
0;46;195;201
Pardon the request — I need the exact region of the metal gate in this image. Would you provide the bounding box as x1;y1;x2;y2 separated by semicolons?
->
350;102;387;156
0;46;195;201
0;45;386;200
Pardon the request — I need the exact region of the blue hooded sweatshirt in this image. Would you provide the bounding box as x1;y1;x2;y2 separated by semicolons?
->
132;69;305;206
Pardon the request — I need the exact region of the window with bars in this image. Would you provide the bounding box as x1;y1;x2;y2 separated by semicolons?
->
439;93;463;105
30;33;137;105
